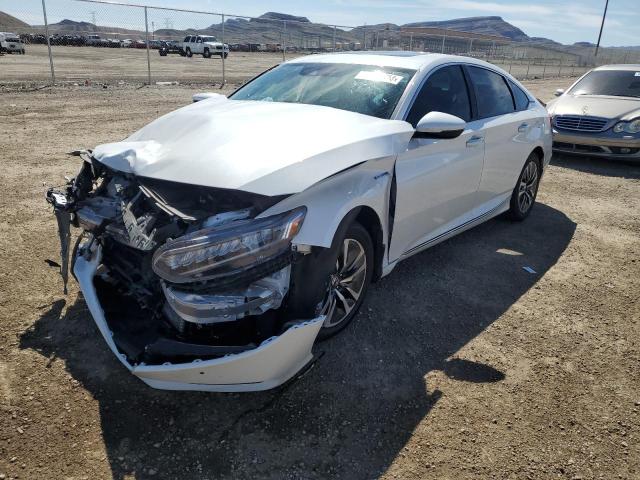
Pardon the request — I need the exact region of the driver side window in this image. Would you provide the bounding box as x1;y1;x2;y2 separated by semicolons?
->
406;65;472;127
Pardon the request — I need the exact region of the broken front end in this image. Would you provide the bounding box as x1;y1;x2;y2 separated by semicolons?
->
46;153;324;391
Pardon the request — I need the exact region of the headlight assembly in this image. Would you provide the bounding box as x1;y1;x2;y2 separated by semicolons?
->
152;207;306;284
613;119;640;134
627;119;640;134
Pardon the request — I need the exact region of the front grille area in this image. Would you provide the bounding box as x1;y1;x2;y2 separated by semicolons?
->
554;115;609;132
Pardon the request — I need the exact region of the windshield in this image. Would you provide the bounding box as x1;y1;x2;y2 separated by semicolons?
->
201;36;217;42
569;70;640;98
230;62;416;119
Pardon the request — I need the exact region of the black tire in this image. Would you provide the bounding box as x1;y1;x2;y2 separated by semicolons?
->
223;52;228;59
316;222;374;340
203;48;211;58
179;50;186;57
159;49;167;56
185;48;192;58
507;152;542;221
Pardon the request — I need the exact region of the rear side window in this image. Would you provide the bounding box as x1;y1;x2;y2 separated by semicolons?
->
467;66;515;118
184;36;191;42
509;80;531;111
406;65;472;126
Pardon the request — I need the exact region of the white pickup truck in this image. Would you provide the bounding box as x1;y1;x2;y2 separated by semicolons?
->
0;32;25;54
182;35;229;58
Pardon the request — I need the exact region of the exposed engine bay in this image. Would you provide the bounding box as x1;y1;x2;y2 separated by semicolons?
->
46;152;321;369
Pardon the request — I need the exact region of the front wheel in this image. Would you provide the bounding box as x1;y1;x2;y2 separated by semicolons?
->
317;222;373;340
203;48;211;58
507;153;541;220
185;48;192;58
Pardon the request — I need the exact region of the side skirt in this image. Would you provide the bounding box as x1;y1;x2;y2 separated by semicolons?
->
381;197;510;277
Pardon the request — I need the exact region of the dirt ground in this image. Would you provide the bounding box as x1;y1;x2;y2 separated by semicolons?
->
0;77;639;480
0;45;591;85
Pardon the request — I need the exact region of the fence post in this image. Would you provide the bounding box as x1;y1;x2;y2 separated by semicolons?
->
221;14;225;86
509;47;516;73
333;25;336;52
409;33;413;51
41;0;55;85
558;58;563;77
144;6;151;85
542;54;547;79
441;34;445;53
363;26;366;51
282;20;286;61
525;56;531;79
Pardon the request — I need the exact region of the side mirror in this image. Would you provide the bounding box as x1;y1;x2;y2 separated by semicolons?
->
554;88;565;97
415;112;466;139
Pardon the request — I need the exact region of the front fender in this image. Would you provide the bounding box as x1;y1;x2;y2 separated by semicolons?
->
258;155;396;249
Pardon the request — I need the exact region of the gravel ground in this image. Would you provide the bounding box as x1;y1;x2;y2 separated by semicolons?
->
0;45;590;86
0;77;638;480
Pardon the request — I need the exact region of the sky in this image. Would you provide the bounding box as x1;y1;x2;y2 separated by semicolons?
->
2;0;639;47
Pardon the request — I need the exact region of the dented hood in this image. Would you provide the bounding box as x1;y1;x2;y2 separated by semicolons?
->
93;98;414;196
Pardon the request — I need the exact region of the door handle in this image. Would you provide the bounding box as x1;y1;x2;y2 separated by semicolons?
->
466;135;484;147
518;122;529;132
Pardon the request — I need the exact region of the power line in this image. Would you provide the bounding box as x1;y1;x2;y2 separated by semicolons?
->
594;0;609;57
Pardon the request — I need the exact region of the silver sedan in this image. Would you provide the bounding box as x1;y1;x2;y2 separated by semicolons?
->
547;65;640;160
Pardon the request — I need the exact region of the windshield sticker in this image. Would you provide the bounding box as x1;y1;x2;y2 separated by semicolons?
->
355;70;404;85
635;72;640;76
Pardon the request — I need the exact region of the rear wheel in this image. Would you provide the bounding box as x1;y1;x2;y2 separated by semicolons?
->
317;222;373;340
508;152;541;220
185;48;192;57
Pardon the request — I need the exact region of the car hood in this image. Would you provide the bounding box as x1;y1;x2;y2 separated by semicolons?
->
92;98;414;196
547;94;640;121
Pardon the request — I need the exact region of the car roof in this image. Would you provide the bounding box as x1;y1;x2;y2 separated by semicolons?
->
593;64;640;71
286;51;498;71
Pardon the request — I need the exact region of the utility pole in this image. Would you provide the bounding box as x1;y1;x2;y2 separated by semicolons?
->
90;11;96;25
594;0;609;57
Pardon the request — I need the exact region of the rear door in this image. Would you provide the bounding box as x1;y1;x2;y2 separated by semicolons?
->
389;64;485;262
464;66;536;205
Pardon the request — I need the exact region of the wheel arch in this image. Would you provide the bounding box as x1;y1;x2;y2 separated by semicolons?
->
531;146;544;170
353;206;385;282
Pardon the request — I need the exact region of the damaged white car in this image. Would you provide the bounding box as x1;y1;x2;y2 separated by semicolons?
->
46;52;551;392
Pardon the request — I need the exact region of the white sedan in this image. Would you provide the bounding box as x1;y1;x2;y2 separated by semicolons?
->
46;52;552;391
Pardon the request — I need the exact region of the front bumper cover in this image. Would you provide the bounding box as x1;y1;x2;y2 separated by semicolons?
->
74;244;324;392
552;128;640;159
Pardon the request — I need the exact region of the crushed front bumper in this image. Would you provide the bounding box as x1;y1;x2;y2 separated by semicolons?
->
74;244;324;392
552;129;640;160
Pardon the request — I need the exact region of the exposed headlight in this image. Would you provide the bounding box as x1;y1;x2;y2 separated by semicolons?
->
152;208;306;284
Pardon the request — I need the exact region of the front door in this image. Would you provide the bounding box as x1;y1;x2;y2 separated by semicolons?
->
389;64;485;262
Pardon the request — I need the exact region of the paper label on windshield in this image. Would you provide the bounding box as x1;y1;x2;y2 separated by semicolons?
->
635;72;640;76
355;70;403;85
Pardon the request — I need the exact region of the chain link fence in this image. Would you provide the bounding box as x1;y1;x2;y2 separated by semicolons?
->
1;0;639;87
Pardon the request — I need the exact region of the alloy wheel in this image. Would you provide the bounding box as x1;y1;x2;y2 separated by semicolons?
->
321;238;367;328
518;161;538;214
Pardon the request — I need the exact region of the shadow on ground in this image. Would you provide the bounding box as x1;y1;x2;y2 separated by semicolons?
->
551;152;640;179
21;202;575;479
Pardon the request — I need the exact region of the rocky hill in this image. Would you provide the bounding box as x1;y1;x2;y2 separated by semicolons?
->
0;10;30;30
403;16;529;41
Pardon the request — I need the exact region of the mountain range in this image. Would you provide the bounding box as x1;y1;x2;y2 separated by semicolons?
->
2;9;637;53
